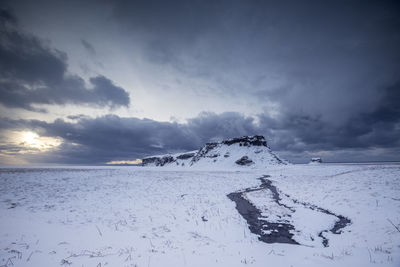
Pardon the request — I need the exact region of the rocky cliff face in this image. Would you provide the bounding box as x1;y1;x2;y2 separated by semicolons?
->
141;152;196;167
221;135;267;146
141;136;287;168
141;156;175;166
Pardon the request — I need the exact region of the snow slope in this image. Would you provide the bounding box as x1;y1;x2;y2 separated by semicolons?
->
142;135;287;169
0;164;399;267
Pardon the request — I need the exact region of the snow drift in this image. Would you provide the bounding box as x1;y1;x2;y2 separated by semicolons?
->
141;135;287;168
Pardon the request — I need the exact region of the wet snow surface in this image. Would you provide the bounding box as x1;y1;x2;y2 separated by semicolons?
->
0;164;400;266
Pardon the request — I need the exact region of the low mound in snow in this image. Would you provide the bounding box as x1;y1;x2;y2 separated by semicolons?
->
141;135;287;168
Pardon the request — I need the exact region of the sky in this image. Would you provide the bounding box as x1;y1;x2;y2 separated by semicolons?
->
0;0;399;165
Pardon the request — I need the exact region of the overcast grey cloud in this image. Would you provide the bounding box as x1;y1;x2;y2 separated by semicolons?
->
0;8;130;112
106;0;400;143
0;0;399;164
81;39;96;56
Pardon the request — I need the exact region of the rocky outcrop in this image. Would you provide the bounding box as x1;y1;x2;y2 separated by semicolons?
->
141;151;196;167
310;157;322;163
222;135;267;147
142;155;175;166
176;152;196;160
235;156;254;166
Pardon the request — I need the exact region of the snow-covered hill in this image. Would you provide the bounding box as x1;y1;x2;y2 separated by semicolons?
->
141;135;287;168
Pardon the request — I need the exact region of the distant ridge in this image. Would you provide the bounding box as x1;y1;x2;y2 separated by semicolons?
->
142;135;287;168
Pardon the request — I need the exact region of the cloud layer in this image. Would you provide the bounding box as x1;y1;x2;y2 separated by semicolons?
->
0;9;130;112
1;106;399;164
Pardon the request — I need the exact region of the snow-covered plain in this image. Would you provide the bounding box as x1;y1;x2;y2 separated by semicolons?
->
0;164;399;267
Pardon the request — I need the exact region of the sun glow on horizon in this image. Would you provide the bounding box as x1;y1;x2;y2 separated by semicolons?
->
20;131;61;151
106;159;142;165
22;131;40;147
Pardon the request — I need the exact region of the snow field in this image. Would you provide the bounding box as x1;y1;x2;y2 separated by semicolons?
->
0;164;399;266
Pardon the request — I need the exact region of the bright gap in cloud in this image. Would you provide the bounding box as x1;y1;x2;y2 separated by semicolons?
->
20;131;62;151
106;159;143;165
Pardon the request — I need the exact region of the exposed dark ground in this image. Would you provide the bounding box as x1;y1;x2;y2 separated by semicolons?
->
227;175;351;246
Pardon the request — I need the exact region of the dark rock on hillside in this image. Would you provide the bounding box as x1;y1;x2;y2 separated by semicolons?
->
141;157;159;165
310;157;322;163
190;143;217;163
176;152;196;160
222;135;267;147
235;156;254;166
142;155;175;166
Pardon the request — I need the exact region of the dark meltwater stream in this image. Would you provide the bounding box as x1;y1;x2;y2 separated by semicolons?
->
227;175;351;247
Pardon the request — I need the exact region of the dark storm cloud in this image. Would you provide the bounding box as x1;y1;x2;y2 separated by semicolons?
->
81;39;96;55
111;0;400;121
66;114;90;120
110;0;400;67
0;6;17;24
0;8;130;112
259;82;400;153
186;112;259;145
